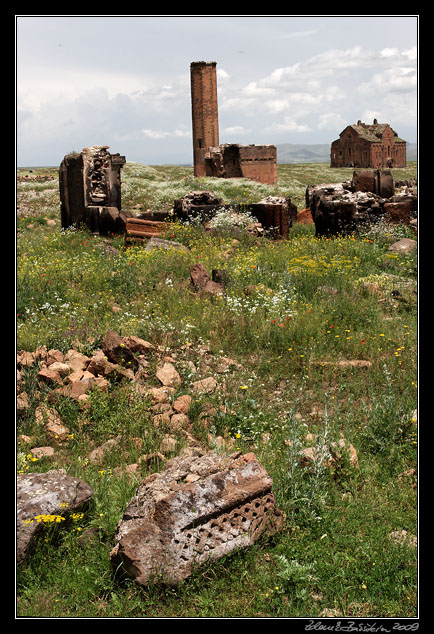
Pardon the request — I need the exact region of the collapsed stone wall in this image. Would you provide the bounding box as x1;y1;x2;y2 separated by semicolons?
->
307;169;417;237
204;144;277;185
173;191;295;239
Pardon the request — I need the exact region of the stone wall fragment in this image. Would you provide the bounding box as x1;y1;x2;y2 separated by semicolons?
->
110;450;283;586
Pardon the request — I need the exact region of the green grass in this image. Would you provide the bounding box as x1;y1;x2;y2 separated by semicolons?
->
16;162;417;618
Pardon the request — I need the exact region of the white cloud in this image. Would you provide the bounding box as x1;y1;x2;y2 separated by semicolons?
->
265;118;311;133
317;112;347;130
223;125;252;135
403;46;417;61
357;67;416;95
380;47;399;58
142;127;190;139
217;68;231;80
243;81;276;97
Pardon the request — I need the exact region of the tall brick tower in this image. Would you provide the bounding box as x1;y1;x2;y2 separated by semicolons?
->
190;61;219;177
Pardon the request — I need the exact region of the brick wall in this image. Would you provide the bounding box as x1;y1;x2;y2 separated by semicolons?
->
190;62;219;177
238;145;278;184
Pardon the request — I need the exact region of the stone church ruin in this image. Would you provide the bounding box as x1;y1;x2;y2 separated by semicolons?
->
190;61;277;184
330;119;406;169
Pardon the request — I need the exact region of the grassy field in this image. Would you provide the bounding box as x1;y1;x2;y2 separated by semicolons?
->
16;162;418;618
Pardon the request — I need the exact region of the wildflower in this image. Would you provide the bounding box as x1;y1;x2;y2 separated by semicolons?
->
240;385;249;390
361;584;367;589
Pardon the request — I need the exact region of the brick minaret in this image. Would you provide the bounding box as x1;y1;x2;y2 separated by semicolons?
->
190;61;219;177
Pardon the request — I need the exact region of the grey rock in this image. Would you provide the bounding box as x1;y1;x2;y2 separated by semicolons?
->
17;470;93;564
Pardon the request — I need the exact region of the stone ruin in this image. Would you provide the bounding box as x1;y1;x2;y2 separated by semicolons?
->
203;143;278;185
173;191;296;239
59;149;415;241
190;61;277;185
110;449;283;586
59;145;133;234
307;169;417;237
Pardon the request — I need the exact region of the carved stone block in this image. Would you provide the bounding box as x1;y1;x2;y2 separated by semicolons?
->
59;145;126;234
110;450;283;586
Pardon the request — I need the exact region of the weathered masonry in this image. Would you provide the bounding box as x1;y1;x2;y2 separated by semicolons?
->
190;61;277;184
330;119;406;169
59;146;132;234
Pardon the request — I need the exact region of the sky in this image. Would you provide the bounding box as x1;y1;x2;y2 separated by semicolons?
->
16;15;418;166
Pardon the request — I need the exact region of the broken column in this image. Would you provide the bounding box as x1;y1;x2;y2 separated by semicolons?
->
59;145;130;234
110;450;283;586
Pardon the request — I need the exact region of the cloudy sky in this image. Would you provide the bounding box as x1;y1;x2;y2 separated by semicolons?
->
16;15;418;166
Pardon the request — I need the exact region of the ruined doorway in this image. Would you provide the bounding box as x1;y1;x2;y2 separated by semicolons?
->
222;145;242;178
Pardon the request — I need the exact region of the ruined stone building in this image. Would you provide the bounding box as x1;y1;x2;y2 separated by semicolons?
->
330;120;406;169
59;145;131;234
190;61;277;184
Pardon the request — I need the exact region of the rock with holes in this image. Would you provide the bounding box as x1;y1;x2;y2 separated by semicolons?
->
110;449;283;586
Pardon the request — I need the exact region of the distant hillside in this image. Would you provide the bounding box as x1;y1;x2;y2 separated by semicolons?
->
277;144;330;164
277;142;417;164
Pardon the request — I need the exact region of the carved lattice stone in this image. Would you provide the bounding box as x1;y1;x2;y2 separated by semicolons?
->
110;450;283;586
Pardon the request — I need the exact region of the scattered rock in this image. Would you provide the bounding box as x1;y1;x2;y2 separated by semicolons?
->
17;393;30;412
318;359;372;369
46;349;64;366
146;386;175;403
64;350;90;372
190;263;225;296
156;362;182;388
192;376;218;395
388;238;417;254
159;435;178;454
145;237;189;253
389;530;417;548
320;608;342;618
47;362;71;377
102;330;137;368
17;351;35;368
173;394;192;414
30;446;55;459
88;436;122;465
152;413;172;427
37;367;63;385
122;336;155;355
169;413;190;431
34;405;70;440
